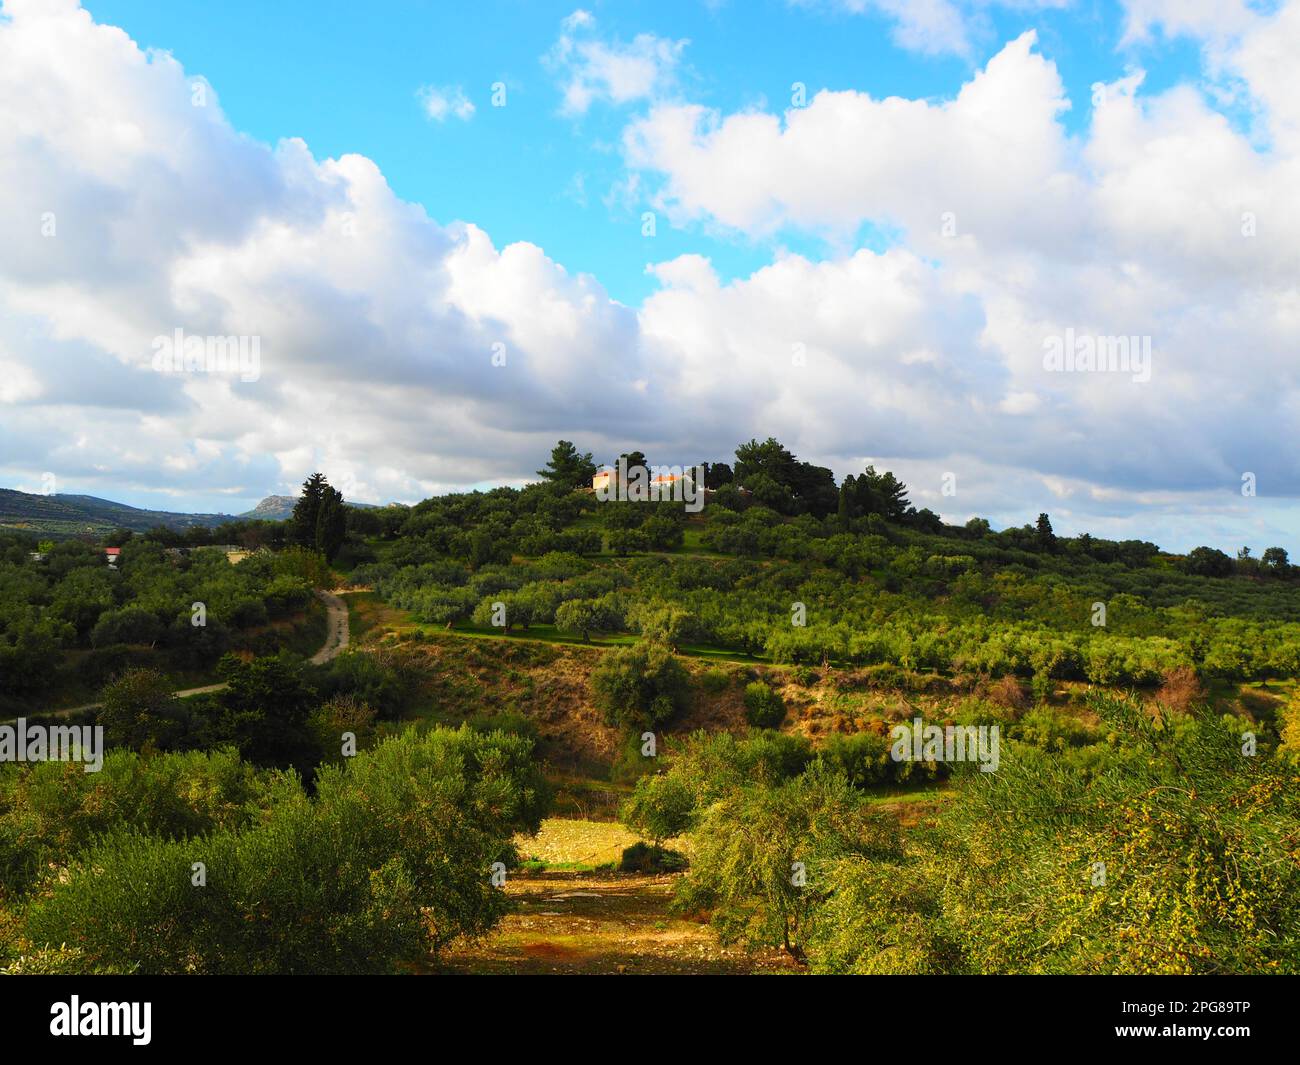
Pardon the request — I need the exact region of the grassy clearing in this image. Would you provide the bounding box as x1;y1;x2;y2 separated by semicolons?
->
517;818;642;870
341;589;407;644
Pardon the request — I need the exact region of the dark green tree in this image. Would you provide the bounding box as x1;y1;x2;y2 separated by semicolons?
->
537;440;597;489
1261;546;1291;576
907;506;944;533
1185;546;1234;577
1036;513;1057;551
844;466;910;521
315;484;347;562
288;473;348;561
734;438;797;488
702;461;733;489
97;668;184;750
743;681;786;728
837;476;855;529
590;640;690;731
291;473;328;548
210;653;320;774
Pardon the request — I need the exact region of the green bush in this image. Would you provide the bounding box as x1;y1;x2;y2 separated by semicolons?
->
810;696;1300;974
619;842;687;873
621;773;696;851
590;640;690;731
19;725;549;974
816;732;894;788
96;667;186;750
1010;706;1098;750
743;681;786;729
316;648;423;720
698;668;730;694
0;746;287;898
674;765;899;962
89;606;164;649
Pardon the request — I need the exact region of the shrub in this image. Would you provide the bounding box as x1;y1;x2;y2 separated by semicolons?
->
621;773;696;852
0;747;285;898
208;653;321;775
816;731;895;788
96;668;185;751
309;695;378;765
743;681;786;729
1155;665;1204;713
890;697;1299;973
619;842;688;873
697;668;729;694
1010;706;1098;750
790;665;819;687
262;574;313;616
590;641;690;731
316;648;423;720
674;765;900;962
90;606;164;649
463;711;539;744
78;645;135;686
20;726;549;974
1279;691;1300;765
987;674;1029;712
272;547;331;587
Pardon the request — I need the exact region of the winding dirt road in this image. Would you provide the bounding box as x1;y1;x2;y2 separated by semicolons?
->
309;589;350;665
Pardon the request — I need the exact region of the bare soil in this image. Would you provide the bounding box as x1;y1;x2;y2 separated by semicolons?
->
434;871;796;975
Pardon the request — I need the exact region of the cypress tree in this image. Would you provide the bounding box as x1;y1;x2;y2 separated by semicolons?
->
290;473;327;547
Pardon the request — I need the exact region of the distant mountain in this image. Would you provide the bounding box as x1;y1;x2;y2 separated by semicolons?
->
0;488;388;538
0;489;235;535
240;495;297;521
240;495;383;520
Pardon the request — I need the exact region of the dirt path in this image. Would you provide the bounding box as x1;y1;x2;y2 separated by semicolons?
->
11;589;349;721
310;589;350;665
435;871;795;975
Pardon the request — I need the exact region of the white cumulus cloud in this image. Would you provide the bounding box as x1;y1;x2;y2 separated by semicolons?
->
418;84;475;122
545;9;688;115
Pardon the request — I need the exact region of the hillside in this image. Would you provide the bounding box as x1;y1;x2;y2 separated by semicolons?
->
240;495;384;520
0;488;237;536
240;495;297;521
0;487;382;537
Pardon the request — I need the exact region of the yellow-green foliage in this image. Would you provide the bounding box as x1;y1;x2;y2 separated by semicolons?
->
1279;690;1300;765
810;696;1300;974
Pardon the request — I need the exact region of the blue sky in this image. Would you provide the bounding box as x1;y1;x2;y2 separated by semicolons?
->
3;0;1298;554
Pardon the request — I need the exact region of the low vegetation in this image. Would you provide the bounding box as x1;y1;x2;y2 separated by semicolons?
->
2;446;1297;974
